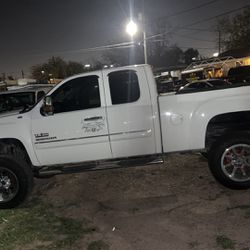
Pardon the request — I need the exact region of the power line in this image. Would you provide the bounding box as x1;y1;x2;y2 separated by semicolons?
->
147;5;249;40
151;40;215;50
115;0;128;19
181;5;249;29
173;34;215;43
179;46;216;50
26;41;135;58
21;5;250;60
178;27;214;32
155;0;222;22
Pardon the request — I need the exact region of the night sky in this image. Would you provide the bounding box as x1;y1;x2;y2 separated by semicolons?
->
0;0;249;77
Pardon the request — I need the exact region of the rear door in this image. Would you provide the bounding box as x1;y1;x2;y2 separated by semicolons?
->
102;67;157;158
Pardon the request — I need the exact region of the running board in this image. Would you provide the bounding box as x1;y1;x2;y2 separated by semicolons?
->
36;155;164;177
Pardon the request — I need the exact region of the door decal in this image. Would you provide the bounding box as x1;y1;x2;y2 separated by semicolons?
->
81;118;105;133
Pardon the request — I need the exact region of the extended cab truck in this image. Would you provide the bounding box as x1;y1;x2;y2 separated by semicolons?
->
0;64;250;208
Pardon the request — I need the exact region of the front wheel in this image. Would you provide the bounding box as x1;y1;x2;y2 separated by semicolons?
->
208;133;250;189
0;156;33;209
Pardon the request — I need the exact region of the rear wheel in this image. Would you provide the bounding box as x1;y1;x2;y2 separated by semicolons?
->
0;156;33;209
200;152;208;159
208;133;250;189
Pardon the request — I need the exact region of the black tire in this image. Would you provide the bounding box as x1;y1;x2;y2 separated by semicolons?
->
0;155;33;209
208;133;250;189
200;152;208;159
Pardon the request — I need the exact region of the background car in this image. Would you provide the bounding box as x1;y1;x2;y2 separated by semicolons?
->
177;79;231;93
155;76;185;93
227;65;250;83
0;84;54;114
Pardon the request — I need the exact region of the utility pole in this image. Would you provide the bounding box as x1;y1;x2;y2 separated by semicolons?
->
138;0;148;64
126;0;148;64
218;30;221;54
143;29;148;64
142;0;147;64
1;73;5;82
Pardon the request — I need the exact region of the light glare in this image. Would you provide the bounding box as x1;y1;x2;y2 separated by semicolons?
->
126;20;138;37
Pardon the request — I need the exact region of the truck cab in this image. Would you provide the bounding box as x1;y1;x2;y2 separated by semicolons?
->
30;65;161;166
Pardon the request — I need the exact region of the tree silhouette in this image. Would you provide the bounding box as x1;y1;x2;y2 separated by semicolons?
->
217;7;250;51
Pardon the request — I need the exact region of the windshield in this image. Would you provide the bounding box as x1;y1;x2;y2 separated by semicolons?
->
0;92;35;113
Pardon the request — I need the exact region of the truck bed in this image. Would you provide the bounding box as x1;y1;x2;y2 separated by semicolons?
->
159;85;250;153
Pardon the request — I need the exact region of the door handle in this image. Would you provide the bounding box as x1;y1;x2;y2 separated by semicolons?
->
84;116;103;121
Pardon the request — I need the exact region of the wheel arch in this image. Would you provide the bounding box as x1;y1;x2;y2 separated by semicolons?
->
205;111;250;151
0;138;32;166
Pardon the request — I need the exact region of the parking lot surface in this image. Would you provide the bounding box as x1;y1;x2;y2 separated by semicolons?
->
29;153;250;250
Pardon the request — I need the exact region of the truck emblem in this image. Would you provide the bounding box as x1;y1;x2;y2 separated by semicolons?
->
34;133;49;138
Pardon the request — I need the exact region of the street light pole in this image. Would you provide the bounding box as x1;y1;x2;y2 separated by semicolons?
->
126;14;148;63
143;30;147;64
142;0;147;64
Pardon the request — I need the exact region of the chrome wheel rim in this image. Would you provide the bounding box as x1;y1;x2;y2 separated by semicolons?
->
221;144;250;182
0;167;19;203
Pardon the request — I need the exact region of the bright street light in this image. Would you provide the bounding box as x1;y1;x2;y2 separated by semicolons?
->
213;52;219;57
126;20;138;37
84;64;91;68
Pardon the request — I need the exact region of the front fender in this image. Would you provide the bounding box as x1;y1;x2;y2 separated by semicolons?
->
0;113;40;166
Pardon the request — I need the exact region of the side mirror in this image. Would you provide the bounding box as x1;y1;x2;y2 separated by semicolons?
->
42;96;54;116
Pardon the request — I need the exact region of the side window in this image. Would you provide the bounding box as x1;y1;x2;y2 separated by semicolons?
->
51;75;101;114
108;70;140;105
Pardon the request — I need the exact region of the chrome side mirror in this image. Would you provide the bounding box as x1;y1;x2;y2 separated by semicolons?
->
42;96;54;116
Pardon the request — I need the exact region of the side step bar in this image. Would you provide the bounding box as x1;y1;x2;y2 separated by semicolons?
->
36;155;164;178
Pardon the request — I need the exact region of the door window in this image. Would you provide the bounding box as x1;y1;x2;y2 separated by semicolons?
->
108;70;140;105
51;75;101;114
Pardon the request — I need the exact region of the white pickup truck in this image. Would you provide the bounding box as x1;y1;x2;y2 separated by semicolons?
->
0;64;250;208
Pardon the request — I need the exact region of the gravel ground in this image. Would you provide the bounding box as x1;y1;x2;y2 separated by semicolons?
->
31;153;250;250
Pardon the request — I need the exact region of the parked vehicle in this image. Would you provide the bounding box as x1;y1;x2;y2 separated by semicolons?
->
0;84;53;114
155;76;184;93
228;65;250;83
0;65;250;208
0;82;7;92
178;79;231;93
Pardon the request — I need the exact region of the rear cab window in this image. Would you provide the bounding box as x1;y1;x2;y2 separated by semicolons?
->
108;70;140;105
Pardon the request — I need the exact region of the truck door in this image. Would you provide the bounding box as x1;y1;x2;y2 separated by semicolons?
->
103;67;157;158
31;73;112;166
